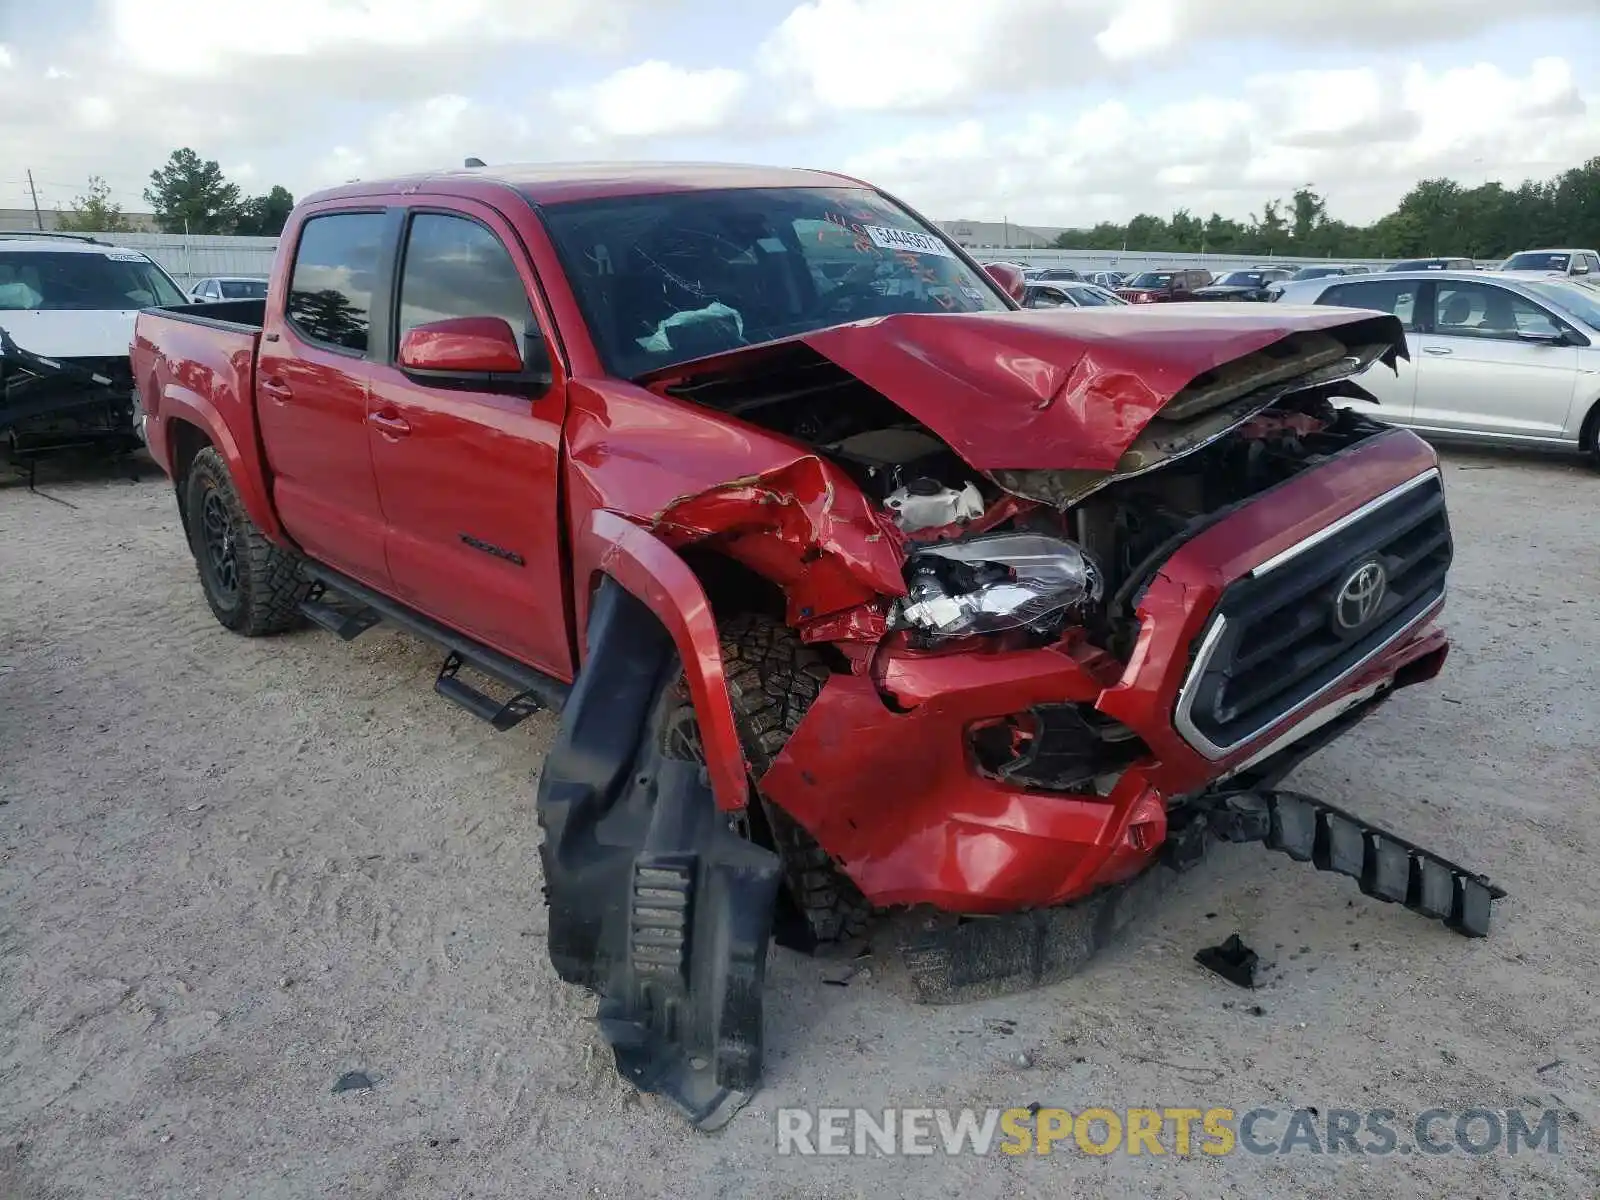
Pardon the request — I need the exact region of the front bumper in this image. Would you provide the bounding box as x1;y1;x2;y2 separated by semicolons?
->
759;428;1451;912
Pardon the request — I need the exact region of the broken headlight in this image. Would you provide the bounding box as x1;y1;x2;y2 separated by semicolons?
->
896;532;1103;642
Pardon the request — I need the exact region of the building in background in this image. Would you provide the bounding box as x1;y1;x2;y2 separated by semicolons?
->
936;219;1067;249
0;207;162;233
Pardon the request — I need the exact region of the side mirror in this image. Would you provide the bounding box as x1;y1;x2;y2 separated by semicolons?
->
983;262;1026;302
398;316;553;392
1517;328;1567;346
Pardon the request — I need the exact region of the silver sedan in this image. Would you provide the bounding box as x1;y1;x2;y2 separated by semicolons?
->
1274;270;1600;465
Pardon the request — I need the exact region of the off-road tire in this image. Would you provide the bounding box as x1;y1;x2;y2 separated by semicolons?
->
184;446;309;635
716;614;873;946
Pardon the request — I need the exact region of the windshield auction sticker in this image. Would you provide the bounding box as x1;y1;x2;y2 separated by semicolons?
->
862;225;956;259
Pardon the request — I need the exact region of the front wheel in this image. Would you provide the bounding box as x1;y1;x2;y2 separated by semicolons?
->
664;614;872;947
183;446;309;635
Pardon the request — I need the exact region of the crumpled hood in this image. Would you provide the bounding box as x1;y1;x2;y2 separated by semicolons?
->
784;306;1403;473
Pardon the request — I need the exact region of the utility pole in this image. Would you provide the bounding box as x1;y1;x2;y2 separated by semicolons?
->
26;169;43;230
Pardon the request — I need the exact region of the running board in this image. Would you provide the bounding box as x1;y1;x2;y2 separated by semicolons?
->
298;582;382;641
1200;789;1506;937
435;651;544;731
299;565;570;719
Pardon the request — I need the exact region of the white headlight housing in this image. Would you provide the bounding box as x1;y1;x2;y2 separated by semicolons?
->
898;532;1102;641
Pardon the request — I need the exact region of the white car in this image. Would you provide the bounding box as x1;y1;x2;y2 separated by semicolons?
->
0;232;188;357
1498;248;1600;278
189;275;269;302
1022;280;1129;308
0;232;188;455
1275;269;1600;464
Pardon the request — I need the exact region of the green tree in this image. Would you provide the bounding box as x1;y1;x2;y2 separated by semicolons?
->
1290;186;1327;244
1168;209;1204;252
56;176;132;233
234;185;296;236
1251;199;1288;254
1042;157;1598;261
144;148;242;234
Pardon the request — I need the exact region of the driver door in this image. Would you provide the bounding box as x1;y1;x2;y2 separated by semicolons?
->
364;204;574;679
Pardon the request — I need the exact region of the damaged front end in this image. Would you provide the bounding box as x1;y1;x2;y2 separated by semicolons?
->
0;326;140;465
541;306;1502;1128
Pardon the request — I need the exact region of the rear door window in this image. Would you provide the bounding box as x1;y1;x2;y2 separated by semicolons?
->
285;212;386;353
1319;279;1420;330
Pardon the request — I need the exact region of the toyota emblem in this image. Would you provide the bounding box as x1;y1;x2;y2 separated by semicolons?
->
1334;560;1387;632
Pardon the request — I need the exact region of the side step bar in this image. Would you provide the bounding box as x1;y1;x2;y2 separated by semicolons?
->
434;651;546;731
299;582;382;641
1197;789;1507;937
299;565;570;723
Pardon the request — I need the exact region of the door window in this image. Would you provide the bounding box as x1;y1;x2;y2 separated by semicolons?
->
397;213;533;348
285;212;385;353
1431;281;1561;341
1318;279;1420;330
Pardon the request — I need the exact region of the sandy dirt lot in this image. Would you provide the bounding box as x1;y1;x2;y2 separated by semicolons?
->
1;447;1597;1199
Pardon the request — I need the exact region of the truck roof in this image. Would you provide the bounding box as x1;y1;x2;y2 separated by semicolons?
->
304;161;868;208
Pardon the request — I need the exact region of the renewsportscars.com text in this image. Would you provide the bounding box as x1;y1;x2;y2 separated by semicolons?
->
775;1106;1566;1157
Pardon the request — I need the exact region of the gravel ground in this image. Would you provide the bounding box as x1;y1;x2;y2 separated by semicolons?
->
1;447;1597;1199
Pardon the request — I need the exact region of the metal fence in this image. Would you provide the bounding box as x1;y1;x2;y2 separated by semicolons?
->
50;230;1399;287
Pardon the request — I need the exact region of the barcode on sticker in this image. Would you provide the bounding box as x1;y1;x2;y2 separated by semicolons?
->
104;251;148;262
862;225;956;259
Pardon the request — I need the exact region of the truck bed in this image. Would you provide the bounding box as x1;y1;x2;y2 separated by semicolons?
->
130;300;268;484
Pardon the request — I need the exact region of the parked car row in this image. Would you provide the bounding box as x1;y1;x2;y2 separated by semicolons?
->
1021;280;1128;308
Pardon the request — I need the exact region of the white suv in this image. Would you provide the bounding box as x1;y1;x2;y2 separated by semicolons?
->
0;232;188;457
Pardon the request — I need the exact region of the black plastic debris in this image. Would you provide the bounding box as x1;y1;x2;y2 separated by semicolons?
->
332;1071;374;1094
1200;789;1506;937
1195;933;1259;989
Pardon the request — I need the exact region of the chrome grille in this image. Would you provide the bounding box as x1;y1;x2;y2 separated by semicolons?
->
1176;469;1450;758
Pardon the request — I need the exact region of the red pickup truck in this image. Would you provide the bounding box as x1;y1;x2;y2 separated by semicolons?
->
131;162;1499;1129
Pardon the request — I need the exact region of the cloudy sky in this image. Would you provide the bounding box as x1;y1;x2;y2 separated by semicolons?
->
0;0;1595;229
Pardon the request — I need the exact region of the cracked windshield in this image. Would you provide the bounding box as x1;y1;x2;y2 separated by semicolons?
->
542;186;1008;377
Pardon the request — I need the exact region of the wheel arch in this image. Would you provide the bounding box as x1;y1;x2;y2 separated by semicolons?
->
576;509;750;813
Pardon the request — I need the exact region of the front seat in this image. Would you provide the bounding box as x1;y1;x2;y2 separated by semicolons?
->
1438;293;1473;331
1478;289;1517;335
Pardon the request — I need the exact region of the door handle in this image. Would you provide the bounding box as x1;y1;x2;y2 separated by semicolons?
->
259;377;293;402
1422;346;1453;356
367;410;411;437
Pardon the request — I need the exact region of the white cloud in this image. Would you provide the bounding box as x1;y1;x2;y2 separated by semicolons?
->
1095;0;1178;61
843;58;1596;226
107;0;655;77
758;0;1577;117
0;0;1593;235
759;0;1108;115
554;61;749;139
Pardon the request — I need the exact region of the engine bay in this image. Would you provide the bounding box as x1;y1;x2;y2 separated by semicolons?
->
660;338;1399;658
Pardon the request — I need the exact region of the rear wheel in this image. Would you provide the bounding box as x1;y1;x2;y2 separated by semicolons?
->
184;447;309;635
664;613;872;947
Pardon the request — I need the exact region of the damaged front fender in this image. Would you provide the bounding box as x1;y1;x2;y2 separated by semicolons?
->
652;454;907;639
537;577;783;1130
